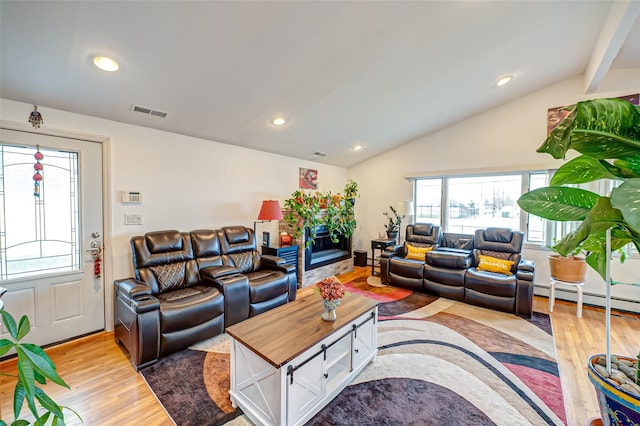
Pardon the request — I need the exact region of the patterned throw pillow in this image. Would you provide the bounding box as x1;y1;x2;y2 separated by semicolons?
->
151;262;186;292
405;243;433;261
476;255;514;275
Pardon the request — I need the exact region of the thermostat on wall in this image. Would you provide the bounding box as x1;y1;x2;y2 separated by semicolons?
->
121;191;142;203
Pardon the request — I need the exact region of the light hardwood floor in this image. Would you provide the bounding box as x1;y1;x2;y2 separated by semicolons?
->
1;266;638;426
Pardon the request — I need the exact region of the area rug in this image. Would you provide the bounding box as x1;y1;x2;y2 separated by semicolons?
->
140;277;567;425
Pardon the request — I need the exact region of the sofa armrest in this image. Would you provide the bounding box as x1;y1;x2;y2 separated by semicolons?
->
517;259;535;272
208;274;250;328
261;255;295;274
115;277;151;298
200;265;240;281
261;254;286;266
381;245;403;259
516;260;535;281
114;278;159;313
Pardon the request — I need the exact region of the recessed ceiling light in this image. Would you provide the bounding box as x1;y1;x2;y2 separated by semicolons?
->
271;117;286;126
352;144;363;151
93;56;119;72
496;75;513;87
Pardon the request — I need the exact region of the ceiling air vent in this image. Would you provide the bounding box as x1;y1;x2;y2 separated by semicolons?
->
132;105;167;118
312;151;327;157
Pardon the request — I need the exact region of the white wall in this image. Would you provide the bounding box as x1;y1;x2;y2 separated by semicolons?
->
0;98;348;323
348;69;640;312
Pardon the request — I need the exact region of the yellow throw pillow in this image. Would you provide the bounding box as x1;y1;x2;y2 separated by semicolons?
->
477;255;514;275
405;244;433;261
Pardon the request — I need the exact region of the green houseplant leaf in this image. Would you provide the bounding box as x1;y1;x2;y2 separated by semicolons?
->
516;186;598;221
2;309;18;339
553;197;635;279
16;315;30;342
602;155;640;179
538;98;640;160
550;156;618;185
610;179;640;233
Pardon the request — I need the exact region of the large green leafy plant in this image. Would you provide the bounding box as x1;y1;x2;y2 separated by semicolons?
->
0;310;79;426
284;180;359;248
517;98;640;281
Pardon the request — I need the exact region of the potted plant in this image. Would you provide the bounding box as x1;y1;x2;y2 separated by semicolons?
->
283;180;359;248
548;242;588;283
517;97;640;425
343;179;359;205
383;205;404;240
0;309;80;425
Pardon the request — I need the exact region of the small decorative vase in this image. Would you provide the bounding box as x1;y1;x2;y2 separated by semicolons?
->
322;298;341;321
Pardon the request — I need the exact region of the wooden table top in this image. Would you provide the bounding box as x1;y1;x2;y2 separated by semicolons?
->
226;288;378;368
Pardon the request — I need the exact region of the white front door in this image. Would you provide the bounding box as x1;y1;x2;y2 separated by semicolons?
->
0;128;104;347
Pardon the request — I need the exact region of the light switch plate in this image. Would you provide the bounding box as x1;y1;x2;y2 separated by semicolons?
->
124;213;143;225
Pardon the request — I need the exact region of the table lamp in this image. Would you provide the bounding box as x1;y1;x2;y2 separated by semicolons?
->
254;200;283;246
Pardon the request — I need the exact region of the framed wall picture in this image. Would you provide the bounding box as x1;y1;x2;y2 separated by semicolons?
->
299;167;318;189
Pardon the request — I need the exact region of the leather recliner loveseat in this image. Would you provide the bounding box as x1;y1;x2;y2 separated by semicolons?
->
380;226;535;318
465;228;535;318
114;226;297;370
379;223;440;291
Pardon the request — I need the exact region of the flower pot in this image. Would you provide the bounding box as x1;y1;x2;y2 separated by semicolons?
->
549;254;587;283
386;231;398;240
587;355;640;426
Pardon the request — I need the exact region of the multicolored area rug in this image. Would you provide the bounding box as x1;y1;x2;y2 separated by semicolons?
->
140;277;567;425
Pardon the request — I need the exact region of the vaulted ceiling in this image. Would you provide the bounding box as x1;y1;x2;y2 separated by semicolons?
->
1;1;639;167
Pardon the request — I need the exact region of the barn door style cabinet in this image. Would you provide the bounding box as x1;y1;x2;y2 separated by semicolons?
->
226;292;378;426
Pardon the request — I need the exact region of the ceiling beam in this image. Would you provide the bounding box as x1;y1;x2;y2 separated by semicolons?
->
584;0;640;93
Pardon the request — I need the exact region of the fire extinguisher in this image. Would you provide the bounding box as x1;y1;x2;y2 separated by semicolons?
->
94;246;102;278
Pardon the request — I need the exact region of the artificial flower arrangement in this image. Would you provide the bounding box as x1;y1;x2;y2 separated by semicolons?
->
314;276;347;300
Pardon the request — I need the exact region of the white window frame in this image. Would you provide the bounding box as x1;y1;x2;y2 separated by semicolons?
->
413;170;549;244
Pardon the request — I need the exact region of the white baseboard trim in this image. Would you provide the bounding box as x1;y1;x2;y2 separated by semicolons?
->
534;283;640;314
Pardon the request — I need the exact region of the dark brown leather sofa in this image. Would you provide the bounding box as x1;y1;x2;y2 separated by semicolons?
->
380;226;535;318
114;226;297;370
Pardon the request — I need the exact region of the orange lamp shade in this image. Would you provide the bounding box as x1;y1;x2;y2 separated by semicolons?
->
257;200;283;221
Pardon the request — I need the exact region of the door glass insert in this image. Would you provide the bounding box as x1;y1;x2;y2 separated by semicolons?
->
0;144;80;280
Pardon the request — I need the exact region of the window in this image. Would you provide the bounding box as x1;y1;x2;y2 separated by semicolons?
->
414;171;547;243
526;172;547;243
415;179;441;224
0;144;81;280
447;175;521;234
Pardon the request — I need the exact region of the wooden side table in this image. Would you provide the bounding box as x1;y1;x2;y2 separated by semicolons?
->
370;239;396;276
